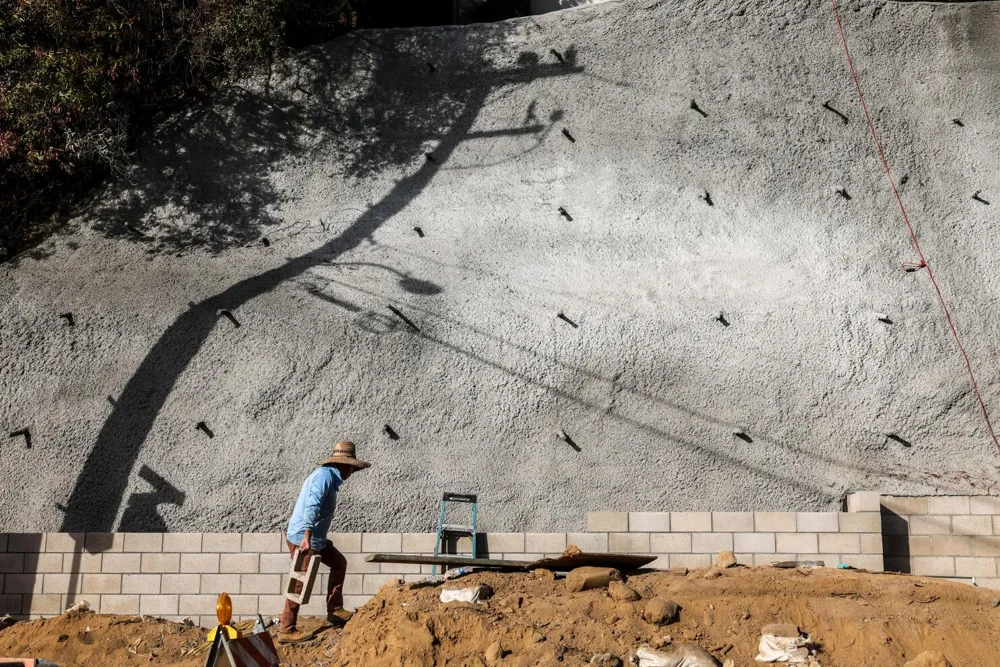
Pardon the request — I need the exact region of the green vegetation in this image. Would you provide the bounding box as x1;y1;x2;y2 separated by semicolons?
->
0;0;357;259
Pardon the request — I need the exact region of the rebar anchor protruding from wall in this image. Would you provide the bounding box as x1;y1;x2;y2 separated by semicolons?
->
556;429;580;452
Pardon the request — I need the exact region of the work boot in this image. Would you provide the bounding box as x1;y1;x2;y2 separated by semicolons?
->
277;628;316;644
326;608;353;627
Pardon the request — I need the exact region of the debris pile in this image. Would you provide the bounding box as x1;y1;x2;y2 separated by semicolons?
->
2;567;1000;665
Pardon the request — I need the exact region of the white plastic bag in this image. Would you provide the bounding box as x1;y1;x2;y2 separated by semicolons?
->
755;634;819;664
635;645;721;667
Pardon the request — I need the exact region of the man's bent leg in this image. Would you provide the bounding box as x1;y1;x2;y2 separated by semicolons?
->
319;541;347;612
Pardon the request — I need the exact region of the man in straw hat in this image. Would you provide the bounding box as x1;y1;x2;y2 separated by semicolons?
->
278;440;370;644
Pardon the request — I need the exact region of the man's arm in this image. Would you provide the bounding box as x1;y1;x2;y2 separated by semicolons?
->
298;472;332;552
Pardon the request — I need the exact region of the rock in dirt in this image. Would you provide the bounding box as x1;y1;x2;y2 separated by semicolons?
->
485;641;506;665
590;652;623;667
715;551;737;569
566;566;623;592
533;568;556;581
564;544;583;557
609;580;641;602
635;644;721;667
703;569;722;580
904;651;952;667
760;623;799;638
643;599;680;625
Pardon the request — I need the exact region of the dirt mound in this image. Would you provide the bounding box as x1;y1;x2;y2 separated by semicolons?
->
2;568;1000;666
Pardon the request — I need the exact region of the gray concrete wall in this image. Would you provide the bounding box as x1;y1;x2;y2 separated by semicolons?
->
2;0;1000;533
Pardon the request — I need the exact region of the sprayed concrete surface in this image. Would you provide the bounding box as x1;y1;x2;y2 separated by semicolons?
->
2;0;1000;533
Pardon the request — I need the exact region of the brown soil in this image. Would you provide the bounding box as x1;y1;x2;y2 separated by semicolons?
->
3;567;1000;666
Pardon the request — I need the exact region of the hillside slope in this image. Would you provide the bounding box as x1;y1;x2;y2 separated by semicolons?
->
2;0;999;532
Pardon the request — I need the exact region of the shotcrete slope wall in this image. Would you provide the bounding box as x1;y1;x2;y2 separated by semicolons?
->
2;0;999;533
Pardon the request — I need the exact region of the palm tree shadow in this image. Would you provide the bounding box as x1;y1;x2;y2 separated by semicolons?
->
61;27;584;530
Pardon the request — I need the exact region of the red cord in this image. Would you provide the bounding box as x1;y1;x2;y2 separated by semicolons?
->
831;0;999;453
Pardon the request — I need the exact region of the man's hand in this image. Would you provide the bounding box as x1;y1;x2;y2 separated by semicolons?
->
299;529;313;554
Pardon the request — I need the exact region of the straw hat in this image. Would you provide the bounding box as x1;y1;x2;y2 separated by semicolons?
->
317;441;371;470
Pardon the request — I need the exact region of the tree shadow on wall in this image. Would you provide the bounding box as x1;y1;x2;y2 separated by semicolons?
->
62;27;584;531
86;26;576;255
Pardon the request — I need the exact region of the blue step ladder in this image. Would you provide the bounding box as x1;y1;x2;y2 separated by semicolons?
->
433;492;478;575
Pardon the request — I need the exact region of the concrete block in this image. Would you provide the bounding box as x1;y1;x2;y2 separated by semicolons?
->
63;552;102;573
181;553;220;574
259;553;290;574
361;533;402;553
650;533;692;553
733;533;776;554
85;533;123;553
671;513;712;532
7;534;45;552
220;553;258;573
340;573;363;595
909;557;955;577
525;533;566;553
860;534;883;554
141;553;180;574
845;492;881;513
969;497;1000;515
973;536;1000;557
629;513;670;532
240;574;280;594
401;533;438;553
712;512;754;532
101;553;141;573
838;513;881;533
754;513;796;533
819;534;860;554
101;594;139;615
139;595;178;616
123;533;163;553
230;595;258;615
587;512;628;532
241;533;282;553
691;533;733;553
775;533;817;554
257;594;285;615
343;594;372;611
202;533;242;553
179;594;218;615
201;574;241;594
328;533;362;553
953;516;992;536
24;553;62;574
4;574;42;594
974;578;1000;591
44;533;85;553
162;534;203;553
24;594;61;615
839;554;883;571
122;574;162;594
881;514;909;535
885;535;928;556
362;574;402;595
669;553;711;568
881;497;929;517
42;574;80;595
160;574;201;594
0;555;23;574
609;533;650;553
81;574;121;595
955;557;997;578
927;496;970;515
566;533;608;553
646;555;670;569
909;515;951;535
482;533;523;554
0;594;20;615
929;535;972;557
379;562;422;574
344;552;380;574
0;535;6;553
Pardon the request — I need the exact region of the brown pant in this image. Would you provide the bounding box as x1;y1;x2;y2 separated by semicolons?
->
279;538;347;633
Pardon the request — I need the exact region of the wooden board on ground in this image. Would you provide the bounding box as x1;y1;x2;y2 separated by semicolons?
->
365;552;657;572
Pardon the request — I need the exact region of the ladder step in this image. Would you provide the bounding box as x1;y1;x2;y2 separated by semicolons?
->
441;523;474;533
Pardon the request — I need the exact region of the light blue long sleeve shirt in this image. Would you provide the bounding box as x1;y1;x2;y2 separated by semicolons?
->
286;466;342;550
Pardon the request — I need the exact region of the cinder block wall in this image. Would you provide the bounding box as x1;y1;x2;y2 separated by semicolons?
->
881;495;1000;586
0;493;883;622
